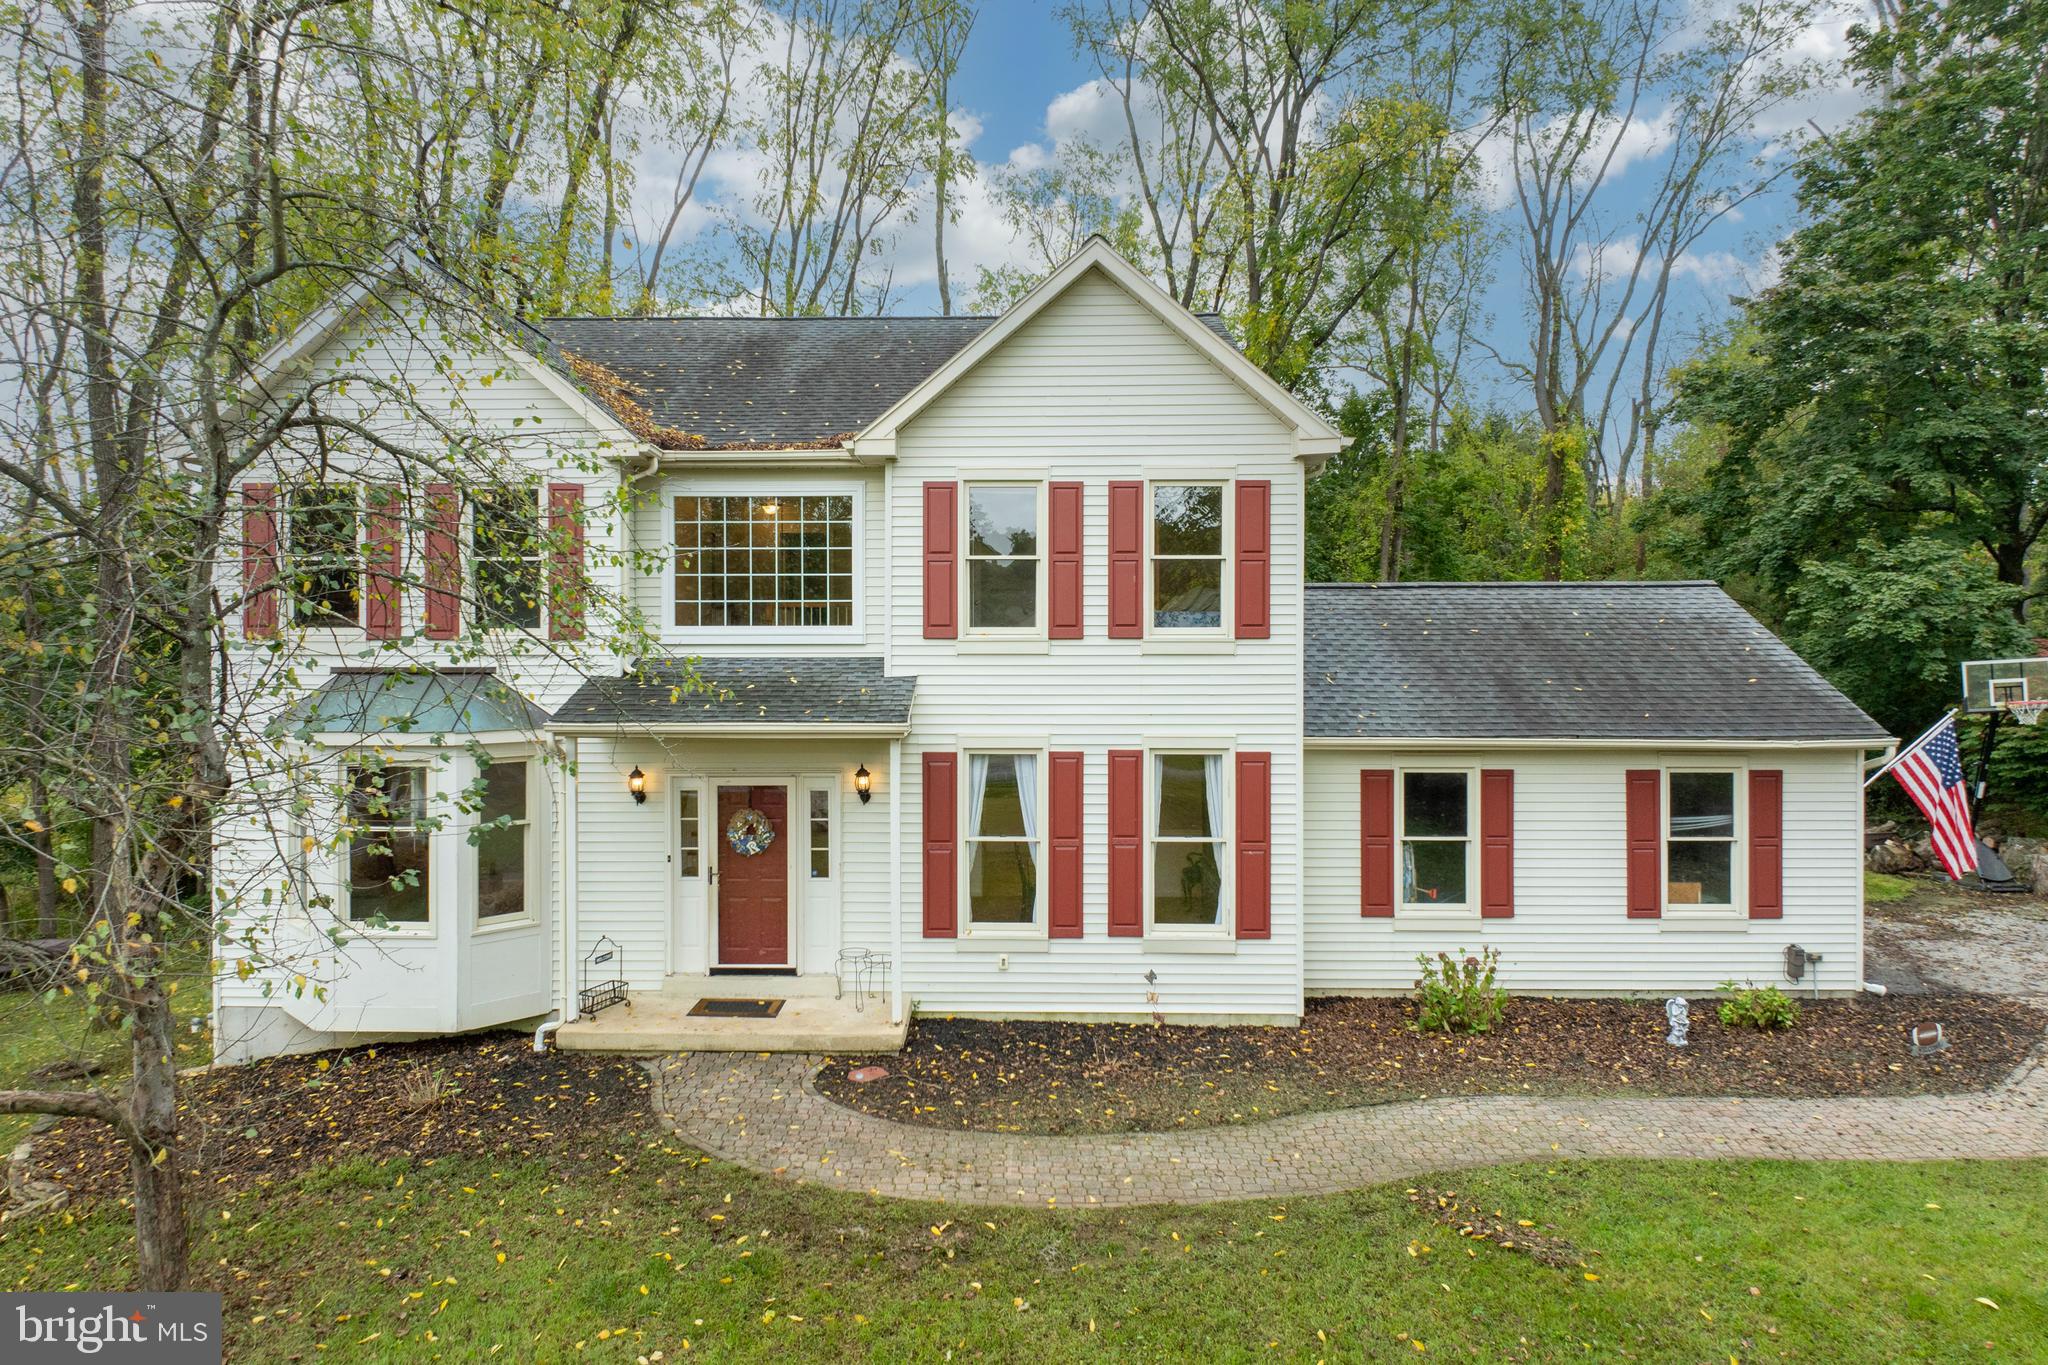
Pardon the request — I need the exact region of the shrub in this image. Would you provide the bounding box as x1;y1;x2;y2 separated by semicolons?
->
1717;980;1801;1030
1413;948;1506;1034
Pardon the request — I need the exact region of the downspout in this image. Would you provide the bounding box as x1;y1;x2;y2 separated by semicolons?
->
889;735;904;1024
562;735;581;1022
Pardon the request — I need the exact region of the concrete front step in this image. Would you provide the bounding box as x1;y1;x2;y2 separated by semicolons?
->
652;972;845;1001
555;990;906;1054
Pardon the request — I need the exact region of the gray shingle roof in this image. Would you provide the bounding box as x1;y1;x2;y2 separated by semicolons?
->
549;657;914;730
537;313;1235;448
1306;581;1890;742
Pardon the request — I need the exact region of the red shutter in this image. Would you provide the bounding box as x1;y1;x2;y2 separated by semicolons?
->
241;483;279;638
424;482;461;639
1234;479;1271;640
363;486;403;640
1360;769;1395;917
1749;769;1784;919
922;752;958;937
1048;481;1084;639
547;482;586;641
1107;748;1144;935
1048;751;1084;938
1480;769;1514;918
1107;480;1144;638
1625;769;1662;918
1235;751;1272;939
922;481;958;639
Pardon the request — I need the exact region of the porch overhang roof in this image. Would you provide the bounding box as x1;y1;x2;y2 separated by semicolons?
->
288;667;552;739
546;657;914;734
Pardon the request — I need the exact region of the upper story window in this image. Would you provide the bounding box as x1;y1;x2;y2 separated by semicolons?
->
345;763;429;926
965;483;1039;633
1152;483;1225;631
288;485;361;628
472;486;544;630
1151;751;1227;931
674;494;853;628
1399;770;1473;911
1668;770;1739;911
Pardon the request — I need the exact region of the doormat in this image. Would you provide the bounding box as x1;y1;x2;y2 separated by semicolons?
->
687;997;785;1019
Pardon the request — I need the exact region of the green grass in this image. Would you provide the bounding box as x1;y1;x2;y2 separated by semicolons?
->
1865;870;1917;903
3;1130;2041;1362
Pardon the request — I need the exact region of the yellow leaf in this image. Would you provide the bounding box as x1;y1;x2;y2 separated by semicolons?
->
1975;1298;1999;1310
1584;1273;1599;1282
61;877;77;893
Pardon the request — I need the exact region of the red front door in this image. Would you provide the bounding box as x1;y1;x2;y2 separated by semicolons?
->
716;785;789;966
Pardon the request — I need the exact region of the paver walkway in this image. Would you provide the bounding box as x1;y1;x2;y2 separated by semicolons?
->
648;1038;2048;1208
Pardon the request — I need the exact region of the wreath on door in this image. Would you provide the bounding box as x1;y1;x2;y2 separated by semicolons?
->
725;807;776;857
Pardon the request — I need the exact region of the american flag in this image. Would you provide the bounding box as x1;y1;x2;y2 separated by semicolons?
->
1889;715;1978;880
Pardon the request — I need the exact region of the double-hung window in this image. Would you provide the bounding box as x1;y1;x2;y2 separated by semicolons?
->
474;760;530;922
472;486;544;630
288;484;361;627
1151;483;1226;631
1399;770;1473;911
1150;752;1227;930
964;752;1040;931
673;493;854;628
1667;770;1740;911
345;763;429;926
965;483;1039;632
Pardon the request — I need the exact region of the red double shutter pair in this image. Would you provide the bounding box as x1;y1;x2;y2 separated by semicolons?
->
1625;769;1783;919
246;481;587;642
924;748;1271;940
924;479;1271;639
1360;769;1516;918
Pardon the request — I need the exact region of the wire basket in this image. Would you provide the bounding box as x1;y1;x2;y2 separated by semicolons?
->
578;935;630;1016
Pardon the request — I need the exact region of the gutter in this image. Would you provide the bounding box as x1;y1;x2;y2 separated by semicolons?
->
547;721;912;739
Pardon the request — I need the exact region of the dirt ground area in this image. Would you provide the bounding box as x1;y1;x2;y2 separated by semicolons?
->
1864;877;2048;997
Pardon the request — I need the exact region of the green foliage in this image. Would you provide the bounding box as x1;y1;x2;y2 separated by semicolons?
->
1716;981;1801;1031
1412;947;1507;1033
1862;872;1914;905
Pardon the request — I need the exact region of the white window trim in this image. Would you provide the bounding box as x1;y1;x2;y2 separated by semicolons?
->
804;778;837;882
675;784;704;880
285;482;367;634
472;752;540;934
663;478;865;643
960;480;1047;640
1143;744;1233;939
469;483;549;639
1662;764;1748;919
339;757;435;937
959;748;1048;940
1395;766;1480;919
1146;479;1233;640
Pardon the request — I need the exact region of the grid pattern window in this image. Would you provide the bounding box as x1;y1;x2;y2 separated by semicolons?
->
1152;484;1225;630
346;764;428;925
475;761;528;920
1400;771;1470;908
1152;753;1226;927
677;788;701;878
809;789;830;879
966;753;1038;928
472;487;544;629
1668;771;1738;908
288;485;361;627
673;494;854;628
966;484;1038;630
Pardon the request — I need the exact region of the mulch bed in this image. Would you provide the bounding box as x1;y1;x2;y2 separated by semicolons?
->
817;994;2047;1136
27;1034;651;1206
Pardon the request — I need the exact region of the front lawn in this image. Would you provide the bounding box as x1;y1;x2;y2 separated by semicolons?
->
821;994;2045;1136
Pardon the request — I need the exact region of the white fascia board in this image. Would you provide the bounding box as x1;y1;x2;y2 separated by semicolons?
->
307;728;541;748
849;239;1344;458
496;340;655;456
1305;735;1898;751
654;447;864;469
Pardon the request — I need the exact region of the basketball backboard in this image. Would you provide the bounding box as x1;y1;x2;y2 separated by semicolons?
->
1960;656;2048;713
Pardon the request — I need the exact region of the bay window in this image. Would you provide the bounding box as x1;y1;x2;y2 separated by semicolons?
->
1399;770;1473;911
346;764;429;925
288;485;361;627
474;760;530;921
1151;752;1226;929
1667;770;1739;910
673;493;854;628
965;483;1039;631
965;752;1039;930
1152;483;1226;631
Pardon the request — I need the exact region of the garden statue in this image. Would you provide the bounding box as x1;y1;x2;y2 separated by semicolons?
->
1666;997;1690;1047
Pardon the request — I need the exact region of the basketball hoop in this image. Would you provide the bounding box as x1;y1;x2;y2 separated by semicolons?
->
2007;699;2048;726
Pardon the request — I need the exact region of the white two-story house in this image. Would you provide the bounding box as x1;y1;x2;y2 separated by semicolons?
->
210;241;1892;1063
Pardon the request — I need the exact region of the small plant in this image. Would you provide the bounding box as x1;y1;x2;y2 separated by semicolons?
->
396;1064;455;1112
1717;980;1801;1030
1413;948;1507;1034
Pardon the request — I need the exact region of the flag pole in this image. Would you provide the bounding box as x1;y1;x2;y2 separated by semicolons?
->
1863;708;1960;790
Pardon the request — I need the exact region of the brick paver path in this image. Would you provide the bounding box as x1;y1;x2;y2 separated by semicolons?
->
648;1041;2048;1208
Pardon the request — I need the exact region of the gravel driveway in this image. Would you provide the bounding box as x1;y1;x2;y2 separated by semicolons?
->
1865;880;2048;997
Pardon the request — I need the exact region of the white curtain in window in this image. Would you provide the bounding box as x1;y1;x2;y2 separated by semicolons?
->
1202;753;1225;839
1013;753;1038;846
967;753;990;836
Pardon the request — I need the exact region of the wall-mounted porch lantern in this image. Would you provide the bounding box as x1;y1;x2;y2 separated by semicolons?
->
628;766;648;805
854;764;872;805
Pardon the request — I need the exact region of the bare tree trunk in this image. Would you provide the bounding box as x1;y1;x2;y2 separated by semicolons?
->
30;772;58;938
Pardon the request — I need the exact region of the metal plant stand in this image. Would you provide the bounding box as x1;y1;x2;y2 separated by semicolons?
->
578;935;630;1016
834;947;891;1012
